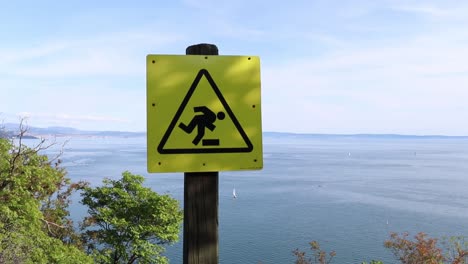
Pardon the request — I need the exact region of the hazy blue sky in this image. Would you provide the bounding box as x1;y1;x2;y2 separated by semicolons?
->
1;0;467;135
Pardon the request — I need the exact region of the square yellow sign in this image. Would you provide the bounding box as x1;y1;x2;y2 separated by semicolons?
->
146;55;263;173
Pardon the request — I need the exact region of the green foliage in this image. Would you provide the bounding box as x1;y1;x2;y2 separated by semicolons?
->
40;175;88;247
1;125;184;263
80;171;183;264
0;134;92;263
361;261;384;264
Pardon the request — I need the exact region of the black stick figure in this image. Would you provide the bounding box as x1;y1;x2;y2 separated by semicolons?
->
179;106;225;145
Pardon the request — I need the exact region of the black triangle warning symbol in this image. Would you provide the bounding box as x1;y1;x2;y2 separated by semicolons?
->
158;69;253;154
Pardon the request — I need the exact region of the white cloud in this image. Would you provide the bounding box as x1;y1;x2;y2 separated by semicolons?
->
393;5;450;17
1;29;184;78
390;4;468;19
0;43;67;64
262;26;468;135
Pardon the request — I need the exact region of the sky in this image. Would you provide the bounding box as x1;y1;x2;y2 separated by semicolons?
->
1;0;467;135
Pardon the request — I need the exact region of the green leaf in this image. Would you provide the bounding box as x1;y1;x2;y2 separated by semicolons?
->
80;171;183;263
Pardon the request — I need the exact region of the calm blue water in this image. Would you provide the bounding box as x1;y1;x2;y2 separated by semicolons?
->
33;136;468;263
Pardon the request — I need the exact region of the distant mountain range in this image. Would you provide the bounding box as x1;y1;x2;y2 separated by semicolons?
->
2;123;467;139
1;123;144;138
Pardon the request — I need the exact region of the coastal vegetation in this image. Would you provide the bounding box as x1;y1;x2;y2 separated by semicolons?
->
0;125;91;263
293;233;467;264
80;172;182;263
0;124;182;263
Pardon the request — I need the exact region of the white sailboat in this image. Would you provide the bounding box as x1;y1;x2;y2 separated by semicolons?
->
233;188;237;199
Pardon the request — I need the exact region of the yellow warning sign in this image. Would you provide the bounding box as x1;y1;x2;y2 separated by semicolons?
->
147;55;262;173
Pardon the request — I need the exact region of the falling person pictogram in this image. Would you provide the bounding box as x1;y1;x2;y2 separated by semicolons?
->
178;106;225;146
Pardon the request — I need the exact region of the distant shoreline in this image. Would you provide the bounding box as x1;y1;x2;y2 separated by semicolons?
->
22;132;468;140
263;132;468;139
3;123;468;139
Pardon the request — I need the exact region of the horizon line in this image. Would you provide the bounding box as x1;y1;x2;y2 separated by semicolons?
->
3;123;468;138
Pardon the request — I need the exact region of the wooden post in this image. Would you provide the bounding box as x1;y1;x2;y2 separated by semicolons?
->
183;43;219;264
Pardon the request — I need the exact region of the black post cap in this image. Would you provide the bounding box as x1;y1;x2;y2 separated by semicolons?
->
186;44;219;55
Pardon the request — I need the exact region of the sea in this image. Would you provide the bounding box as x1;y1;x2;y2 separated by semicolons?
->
30;134;468;263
